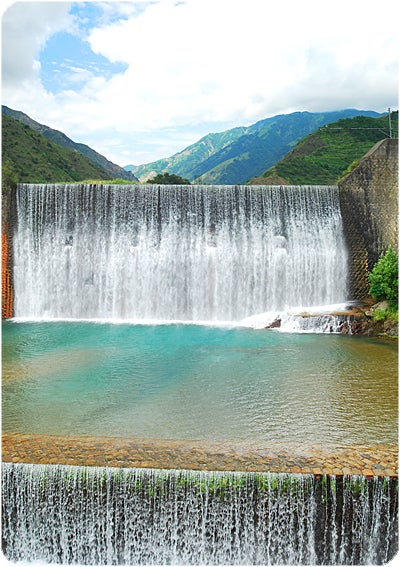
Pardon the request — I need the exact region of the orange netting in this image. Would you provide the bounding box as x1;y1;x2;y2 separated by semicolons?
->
2;228;13;318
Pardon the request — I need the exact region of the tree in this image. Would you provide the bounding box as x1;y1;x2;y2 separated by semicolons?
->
2;158;18;193
368;246;398;303
146;172;191;185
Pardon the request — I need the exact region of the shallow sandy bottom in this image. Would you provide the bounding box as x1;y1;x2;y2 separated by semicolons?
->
2;433;397;477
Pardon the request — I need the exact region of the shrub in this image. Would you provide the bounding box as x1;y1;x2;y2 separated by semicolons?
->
368;246;398;303
338;159;360;181
372;306;398;323
2;158;18;192
79;179;135;185
146;172;191;185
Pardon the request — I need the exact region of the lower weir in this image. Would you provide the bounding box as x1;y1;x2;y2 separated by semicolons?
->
2;462;397;565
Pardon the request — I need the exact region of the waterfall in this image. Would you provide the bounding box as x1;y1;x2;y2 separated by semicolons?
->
2;463;397;565
13;183;348;322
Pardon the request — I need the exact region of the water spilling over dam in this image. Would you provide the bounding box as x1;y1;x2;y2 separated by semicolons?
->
3;183;397;565
2;463;397;565
13;183;348;322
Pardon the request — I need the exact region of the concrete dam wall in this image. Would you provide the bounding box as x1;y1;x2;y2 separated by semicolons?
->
1;138;398;317
338;138;398;300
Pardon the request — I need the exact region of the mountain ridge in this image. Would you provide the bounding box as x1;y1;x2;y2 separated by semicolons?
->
126;109;383;184
2;105;138;182
2;114;112;183
2;105;392;187
248;112;398;185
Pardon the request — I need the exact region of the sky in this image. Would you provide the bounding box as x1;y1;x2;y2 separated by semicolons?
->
1;0;398;167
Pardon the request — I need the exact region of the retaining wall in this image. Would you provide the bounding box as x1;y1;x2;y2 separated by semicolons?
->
338;138;398;300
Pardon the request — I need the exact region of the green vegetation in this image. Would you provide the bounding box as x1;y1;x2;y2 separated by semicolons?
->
368;246;398;327
146;172;191;184
348;476;367;497
368;246;398;304
2;105;136;182
340;159;361;178
34;469;389;508
250;112;398;185
3;106;396;188
1;158;18;193
372;305;398;323
129;110;384;185
2;115;110;183
78;178;136;185
127;126;247;182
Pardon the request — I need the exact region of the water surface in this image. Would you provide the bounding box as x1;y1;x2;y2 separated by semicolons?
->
2;321;397;447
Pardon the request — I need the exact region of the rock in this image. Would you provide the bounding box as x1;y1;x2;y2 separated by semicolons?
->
372;300;390;311
383;320;398;337
265;318;281;329
340;322;350;334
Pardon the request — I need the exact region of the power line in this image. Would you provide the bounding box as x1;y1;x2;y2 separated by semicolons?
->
322;127;392;137
321;108;396;138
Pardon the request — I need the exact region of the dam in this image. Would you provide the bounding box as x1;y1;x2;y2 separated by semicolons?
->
2;178;398;564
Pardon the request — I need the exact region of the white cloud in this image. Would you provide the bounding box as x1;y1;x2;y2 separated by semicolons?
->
2;1;72;86
1;0;398;165
85;0;398;128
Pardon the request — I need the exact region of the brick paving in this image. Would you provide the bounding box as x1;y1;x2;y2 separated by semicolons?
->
2;433;397;477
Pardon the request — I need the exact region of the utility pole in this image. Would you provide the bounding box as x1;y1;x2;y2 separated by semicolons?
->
388;107;392;138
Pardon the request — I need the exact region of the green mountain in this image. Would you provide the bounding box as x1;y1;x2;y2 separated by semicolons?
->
127;110;383;184
2;105;137;182
125;126;246;182
2;114;111;183
248;112;398;185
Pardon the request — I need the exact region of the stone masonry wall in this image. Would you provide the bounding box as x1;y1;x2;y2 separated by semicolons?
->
1;187;17;318
338;138;398;300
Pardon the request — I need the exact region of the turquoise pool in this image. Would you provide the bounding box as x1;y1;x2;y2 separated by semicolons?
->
2;321;397;447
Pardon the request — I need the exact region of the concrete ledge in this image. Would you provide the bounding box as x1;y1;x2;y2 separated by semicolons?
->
2;433;397;477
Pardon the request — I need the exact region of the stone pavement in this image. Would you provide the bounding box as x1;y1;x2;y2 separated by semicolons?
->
2;432;397;477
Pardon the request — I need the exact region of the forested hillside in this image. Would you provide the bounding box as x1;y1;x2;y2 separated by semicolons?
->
128;110;382;184
2;106;137;182
2;106;395;188
248;112;398;185
2;114;110;183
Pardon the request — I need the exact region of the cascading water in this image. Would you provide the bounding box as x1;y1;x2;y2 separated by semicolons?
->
2;463;397;565
5;184;397;565
13;183;348;324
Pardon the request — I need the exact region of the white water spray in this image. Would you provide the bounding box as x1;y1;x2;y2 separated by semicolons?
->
2;463;397;565
13;184;348;323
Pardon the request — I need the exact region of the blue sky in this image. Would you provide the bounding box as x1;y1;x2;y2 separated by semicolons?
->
40;31;128;94
2;0;398;167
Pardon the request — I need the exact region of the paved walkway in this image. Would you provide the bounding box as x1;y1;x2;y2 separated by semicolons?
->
2;433;397;477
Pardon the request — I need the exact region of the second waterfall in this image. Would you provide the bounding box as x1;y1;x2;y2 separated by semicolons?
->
13;183;348;321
